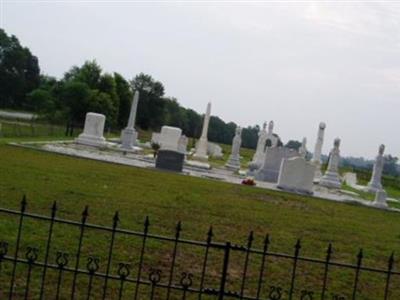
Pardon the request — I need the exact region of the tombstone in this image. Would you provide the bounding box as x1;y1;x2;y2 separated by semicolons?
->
319;138;342;189
277;157;316;195
193;102;211;161
251;121;268;166
120;91;139;150
159;126;182;151
373;190;388;209
155;150;184;172
225;126;242;171
255;147;299;183
178;135;188;154
298;137;307;158
208;142;223;158
364;144;385;193
151;132;161;145
75;112;107;147
311;122;326;182
248;121;279;175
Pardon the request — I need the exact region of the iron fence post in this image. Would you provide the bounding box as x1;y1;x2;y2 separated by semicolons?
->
219;242;231;300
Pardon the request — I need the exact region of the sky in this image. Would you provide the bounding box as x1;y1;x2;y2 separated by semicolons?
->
1;0;400;159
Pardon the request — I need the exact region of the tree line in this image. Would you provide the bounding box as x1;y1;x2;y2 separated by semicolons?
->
0;29;260;148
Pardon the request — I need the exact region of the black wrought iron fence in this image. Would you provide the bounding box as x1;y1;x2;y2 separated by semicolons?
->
0;196;398;300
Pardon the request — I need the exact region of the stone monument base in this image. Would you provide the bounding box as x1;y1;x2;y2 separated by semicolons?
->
193;138;209;162
120;128;138;150
192;153;209;162
372;190;388;209
319;171;341;189
363;183;382;194
75;134;107;148
156;150;184;172
312;162;323;183
225;156;240;171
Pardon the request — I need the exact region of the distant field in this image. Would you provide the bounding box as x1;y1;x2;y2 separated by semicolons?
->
0;144;400;299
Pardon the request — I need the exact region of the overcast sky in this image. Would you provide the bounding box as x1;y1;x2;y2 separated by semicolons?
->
2;1;400;158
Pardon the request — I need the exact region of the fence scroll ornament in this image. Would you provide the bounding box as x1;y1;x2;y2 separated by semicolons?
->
0;196;398;299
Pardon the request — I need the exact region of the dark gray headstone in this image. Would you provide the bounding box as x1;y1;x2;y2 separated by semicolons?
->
155;150;184;172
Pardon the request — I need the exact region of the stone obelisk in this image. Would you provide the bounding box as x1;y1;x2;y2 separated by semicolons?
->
365;144;385;193
319;138;342;189
299;137;307;158
120;90;139;150
225;126;242;171
193;102;211;161
311;122;326;182
251;122;268;165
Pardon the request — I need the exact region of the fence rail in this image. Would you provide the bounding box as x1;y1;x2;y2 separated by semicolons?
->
0;196;398;299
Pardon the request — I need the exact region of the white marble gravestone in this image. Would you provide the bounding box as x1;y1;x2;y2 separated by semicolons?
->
319;138;342;189
208;142;223;158
75;112;107;147
178;135;188;154
251;121;268;166
254;146;299;183
311;122;326;182
277;156;315;195
193;102;211;161
248;121;279;175
364;144;385;193
373;190;388;209
120;91;139;150
159;126;182;151
225;126;242;171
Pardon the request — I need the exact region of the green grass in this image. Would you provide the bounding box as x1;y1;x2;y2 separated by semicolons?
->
0;144;400;299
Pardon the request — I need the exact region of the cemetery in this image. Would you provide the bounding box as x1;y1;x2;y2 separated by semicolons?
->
1;92;399;299
6;94;398;213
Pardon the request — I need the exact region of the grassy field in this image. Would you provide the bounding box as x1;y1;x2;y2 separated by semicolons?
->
0;143;400;299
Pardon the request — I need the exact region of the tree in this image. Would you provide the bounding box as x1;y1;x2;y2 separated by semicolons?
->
131;73;165;130
285;140;302;150
0;29;40;108
114;72;133;128
27;89;55;114
60;81;92;124
383;155;399;177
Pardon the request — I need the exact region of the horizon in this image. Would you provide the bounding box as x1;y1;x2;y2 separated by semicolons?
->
2;1;400;159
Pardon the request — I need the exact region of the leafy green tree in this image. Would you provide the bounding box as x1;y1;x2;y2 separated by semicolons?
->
131;73;165;130
0;29;40;108
60;81;92;124
64;60;102;89
285;140;302;150
27;89;55;114
114;72;133;128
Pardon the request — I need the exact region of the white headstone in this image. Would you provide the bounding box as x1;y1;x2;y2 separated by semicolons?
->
178;135;188;154
373;190;388;208
159;126;182;151
364;144;385;193
208;142;223;158
251;121;268;166
277;156;316;195
120;91;139;150
319;138;342;189
311;122;326;182
248;121;279;174
225;126;242;171
75;112;106;147
255;147;299;182
193;102;211;161
151;132;161;145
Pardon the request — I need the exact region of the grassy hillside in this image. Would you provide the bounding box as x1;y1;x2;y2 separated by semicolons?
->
0;144;399;299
